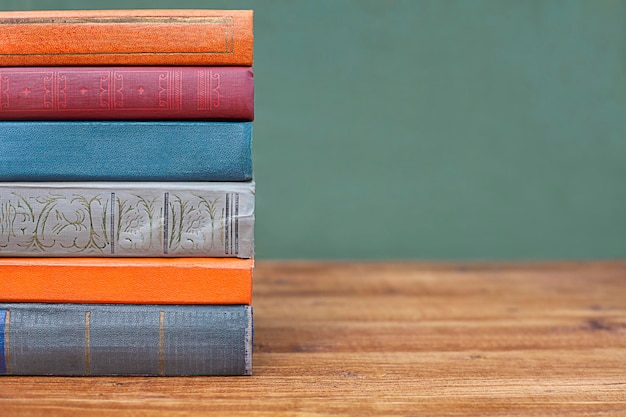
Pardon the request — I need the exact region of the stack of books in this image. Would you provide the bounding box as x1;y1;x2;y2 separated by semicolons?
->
0;10;254;376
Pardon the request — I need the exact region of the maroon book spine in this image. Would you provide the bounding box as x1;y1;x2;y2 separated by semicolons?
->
0;67;253;120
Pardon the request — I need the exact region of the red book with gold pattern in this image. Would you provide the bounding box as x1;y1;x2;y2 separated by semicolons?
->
0;67;253;120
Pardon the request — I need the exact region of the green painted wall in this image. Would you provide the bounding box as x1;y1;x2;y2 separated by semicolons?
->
2;0;625;260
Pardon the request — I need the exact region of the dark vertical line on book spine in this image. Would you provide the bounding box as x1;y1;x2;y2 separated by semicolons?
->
231;193;235;255
163;193;169;255
159;311;165;376
225;193;230;254
85;311;91;375
235;193;239;255
110;193;115;255
230;193;234;255
4;310;10;374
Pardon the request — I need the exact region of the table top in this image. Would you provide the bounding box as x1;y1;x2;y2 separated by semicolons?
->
1;261;625;416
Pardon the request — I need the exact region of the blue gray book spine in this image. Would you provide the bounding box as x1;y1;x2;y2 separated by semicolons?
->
0;304;252;376
0;181;254;258
0;121;252;181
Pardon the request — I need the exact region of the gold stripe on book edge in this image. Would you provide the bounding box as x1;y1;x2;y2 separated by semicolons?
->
0;17;232;25
4;310;9;374
85;311;91;375
159;311;165;376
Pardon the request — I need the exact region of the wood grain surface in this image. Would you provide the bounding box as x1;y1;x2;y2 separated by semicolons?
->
0;261;625;416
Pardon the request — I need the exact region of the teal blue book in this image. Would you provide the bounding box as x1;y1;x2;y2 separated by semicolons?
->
0;304;252;376
0;121;252;181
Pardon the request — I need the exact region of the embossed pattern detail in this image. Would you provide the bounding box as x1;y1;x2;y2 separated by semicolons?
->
198;70;221;111
0;182;254;257
0;67;252;120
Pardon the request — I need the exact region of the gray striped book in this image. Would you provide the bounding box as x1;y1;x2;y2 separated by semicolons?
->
0;181;254;258
0;304;252;376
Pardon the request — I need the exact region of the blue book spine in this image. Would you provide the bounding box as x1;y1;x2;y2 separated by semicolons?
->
0;304;253;376
0;121;252;181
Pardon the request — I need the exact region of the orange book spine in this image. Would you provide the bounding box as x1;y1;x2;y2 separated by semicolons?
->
0;258;253;305
0;10;253;66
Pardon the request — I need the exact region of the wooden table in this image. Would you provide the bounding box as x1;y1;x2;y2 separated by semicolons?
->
1;261;625;416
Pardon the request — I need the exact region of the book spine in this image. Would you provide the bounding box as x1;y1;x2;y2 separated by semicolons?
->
0;181;254;258
0;258;253;304
0;304;252;376
0;10;253;66
0;121;252;181
0;67;253;121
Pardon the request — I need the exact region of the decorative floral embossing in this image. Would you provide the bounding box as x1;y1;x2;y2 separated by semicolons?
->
17;193;65;252
196;195;222;252
51;208;87;235
59;194;108;253
169;194;194;251
0;188;247;256
115;196;132;245
115;194;160;251
167;194;226;254
0;199;17;246
116;198;143;251
135;194;159;250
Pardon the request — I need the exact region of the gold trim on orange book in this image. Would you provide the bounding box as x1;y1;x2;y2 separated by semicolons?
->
0;10;252;66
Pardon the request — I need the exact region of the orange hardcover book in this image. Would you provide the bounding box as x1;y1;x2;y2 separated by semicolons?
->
0;258;253;304
0;9;253;66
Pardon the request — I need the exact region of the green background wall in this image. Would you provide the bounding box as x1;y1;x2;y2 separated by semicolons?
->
1;0;625;260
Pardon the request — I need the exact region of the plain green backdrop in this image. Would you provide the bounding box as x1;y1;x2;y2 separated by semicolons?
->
1;0;625;260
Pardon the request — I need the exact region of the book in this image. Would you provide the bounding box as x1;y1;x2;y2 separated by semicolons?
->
0;258;253;304
0;121;252;181
0;303;252;376
0;181;254;258
0;67;254;121
0;10;253;66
